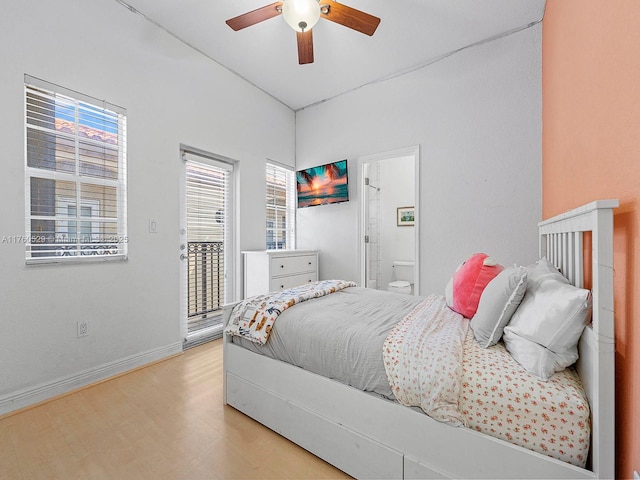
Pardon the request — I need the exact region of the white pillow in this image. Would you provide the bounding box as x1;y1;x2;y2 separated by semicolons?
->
502;329;579;381
470;265;528;348
503;257;592;380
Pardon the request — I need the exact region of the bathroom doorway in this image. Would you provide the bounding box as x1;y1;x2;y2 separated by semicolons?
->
359;146;420;295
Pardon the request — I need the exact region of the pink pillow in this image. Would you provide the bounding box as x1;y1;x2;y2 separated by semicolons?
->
445;253;504;318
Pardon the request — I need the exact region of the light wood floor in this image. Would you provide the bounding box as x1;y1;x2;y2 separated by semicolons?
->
0;339;351;479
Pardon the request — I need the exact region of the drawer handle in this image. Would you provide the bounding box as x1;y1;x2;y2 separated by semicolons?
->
308;261;312;265
280;285;284;289
280;265;284;269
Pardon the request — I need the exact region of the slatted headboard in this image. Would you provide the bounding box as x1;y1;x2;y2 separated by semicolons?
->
538;199;618;479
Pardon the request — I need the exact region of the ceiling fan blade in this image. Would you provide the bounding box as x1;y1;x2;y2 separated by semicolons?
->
320;0;380;36
296;30;314;64
226;2;283;31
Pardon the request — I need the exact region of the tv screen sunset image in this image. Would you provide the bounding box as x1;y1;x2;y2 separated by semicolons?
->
296;160;349;208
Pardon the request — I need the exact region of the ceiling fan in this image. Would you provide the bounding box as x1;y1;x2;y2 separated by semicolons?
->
226;0;380;65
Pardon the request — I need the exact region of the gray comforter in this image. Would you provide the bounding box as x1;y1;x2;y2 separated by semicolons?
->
231;286;424;399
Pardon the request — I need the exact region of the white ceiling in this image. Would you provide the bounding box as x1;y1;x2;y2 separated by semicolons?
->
118;0;546;111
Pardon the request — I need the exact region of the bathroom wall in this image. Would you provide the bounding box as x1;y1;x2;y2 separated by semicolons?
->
377;156;415;290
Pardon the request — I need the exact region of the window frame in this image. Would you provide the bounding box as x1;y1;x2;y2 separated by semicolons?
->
24;75;127;265
265;161;296;250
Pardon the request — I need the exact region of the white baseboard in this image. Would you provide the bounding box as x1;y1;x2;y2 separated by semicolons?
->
0;341;183;416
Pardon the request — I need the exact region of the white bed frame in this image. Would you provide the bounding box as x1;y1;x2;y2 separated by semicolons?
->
222;199;617;479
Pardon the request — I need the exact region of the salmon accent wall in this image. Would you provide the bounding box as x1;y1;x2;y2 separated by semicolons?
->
542;1;640;477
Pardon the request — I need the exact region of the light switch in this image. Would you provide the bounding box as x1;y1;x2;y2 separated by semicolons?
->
149;219;158;233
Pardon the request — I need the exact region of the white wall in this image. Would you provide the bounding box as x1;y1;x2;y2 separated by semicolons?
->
0;0;294;413
296;25;542;295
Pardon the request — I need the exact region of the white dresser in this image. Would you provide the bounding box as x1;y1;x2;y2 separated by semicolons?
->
243;250;319;298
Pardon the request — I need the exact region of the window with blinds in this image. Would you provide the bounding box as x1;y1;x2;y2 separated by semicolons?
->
185;156;231;329
24;76;127;264
266;162;295;250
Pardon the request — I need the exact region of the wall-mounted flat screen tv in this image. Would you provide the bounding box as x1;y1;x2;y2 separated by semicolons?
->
296;159;349;208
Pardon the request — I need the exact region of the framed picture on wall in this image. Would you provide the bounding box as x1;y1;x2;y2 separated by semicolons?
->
397;206;415;226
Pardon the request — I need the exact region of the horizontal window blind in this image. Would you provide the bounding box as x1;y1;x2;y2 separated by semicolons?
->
266;162;295;250
185;155;231;325
24;77;127;264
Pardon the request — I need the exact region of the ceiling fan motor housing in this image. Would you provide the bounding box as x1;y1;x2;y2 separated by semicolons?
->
282;0;321;33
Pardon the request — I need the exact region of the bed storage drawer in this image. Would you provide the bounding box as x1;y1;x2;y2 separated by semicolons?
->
404;456;449;479
226;372;404;479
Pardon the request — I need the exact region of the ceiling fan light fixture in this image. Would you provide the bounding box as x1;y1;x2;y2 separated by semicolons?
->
282;0;320;32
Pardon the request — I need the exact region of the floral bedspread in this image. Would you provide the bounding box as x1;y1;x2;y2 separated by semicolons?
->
383;294;469;425
224;279;356;345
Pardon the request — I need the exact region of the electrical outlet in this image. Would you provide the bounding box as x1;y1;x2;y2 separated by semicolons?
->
77;320;89;338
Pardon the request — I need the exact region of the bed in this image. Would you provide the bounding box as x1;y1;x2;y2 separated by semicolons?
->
222;199;617;479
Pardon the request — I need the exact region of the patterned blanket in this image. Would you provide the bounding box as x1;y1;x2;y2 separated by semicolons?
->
224;279;357;345
383;294;469;426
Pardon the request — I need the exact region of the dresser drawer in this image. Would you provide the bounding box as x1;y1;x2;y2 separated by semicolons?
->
243;250;319;298
269;272;317;292
270;254;317;277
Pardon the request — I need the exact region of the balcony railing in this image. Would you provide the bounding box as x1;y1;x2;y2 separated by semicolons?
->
28;239;122;258
187;241;224;326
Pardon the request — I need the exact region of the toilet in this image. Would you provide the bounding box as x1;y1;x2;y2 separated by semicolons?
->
387;261;414;294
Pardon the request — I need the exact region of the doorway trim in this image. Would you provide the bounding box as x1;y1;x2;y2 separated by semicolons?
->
358;145;420;295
